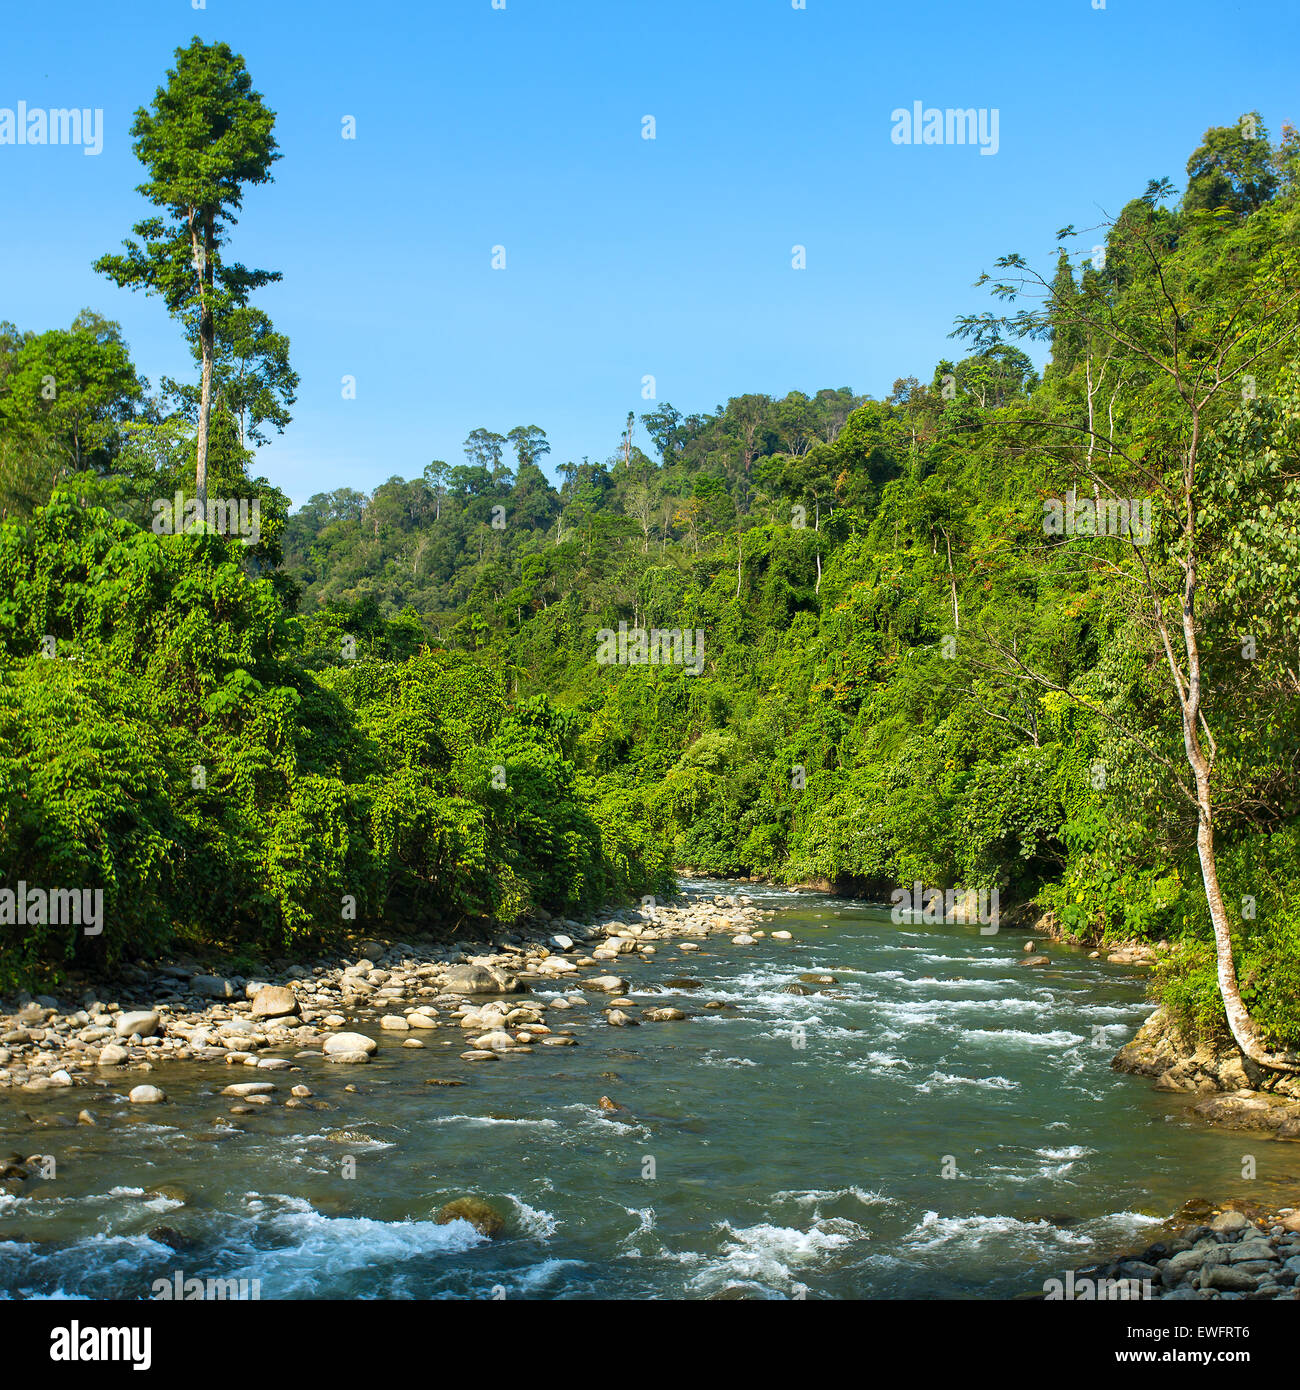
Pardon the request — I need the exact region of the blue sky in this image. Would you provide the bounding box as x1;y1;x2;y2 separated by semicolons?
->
1;0;1291;506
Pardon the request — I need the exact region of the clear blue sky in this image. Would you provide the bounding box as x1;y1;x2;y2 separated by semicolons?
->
1;0;1290;506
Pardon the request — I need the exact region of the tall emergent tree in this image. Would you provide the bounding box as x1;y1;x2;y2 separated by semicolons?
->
95;37;280;515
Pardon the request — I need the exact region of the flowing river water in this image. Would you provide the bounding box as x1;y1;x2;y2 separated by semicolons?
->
3;881;1295;1300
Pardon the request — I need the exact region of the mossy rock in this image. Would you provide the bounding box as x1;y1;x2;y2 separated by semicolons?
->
435;1196;506;1239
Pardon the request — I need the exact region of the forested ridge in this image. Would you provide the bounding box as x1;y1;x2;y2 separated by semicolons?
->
3;83;1299;1057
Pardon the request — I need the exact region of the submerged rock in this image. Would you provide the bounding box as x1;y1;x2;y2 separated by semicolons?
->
435;1196;506;1238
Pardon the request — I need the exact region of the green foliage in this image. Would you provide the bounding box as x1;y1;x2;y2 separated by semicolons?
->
5;108;1300;1061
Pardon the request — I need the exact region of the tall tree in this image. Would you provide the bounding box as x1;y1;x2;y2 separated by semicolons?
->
506;424;550;472
955;186;1300;1072
464;428;509;484
95;37;280;516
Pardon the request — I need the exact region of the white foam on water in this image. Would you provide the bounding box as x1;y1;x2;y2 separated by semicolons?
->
0;1229;175;1299
503;1194;558;1238
915;1070;1019;1093
842;1051;913;1076
961;1028;1087;1049
904;1210;1092;1254
700;1216;868;1288
699;1051;759;1067
509;1257;586;1291
770;1187;893;1210
215;1194;486;1297
425;1114;560;1129
617;1205;658;1256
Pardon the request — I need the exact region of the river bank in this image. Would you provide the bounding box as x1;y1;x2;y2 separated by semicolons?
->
4;881;1297;1299
1048;1201;1300;1301
0;889;782;1109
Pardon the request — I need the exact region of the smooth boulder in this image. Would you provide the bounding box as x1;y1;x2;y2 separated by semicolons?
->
442;964;518;995
251;985;299;1019
115;1011;160;1039
322;1031;378;1057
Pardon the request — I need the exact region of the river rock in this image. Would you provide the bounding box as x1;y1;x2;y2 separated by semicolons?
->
128;1084;167;1104
587;976;627;994
1020;955;1051;967
1210;1209;1252;1233
643;1007;687;1022
1194;1092;1300;1136
250;986;299;1019
115;1011;160;1039
1203;1264;1259;1292
435;1197;505;1238
322;1032;377;1057
442;964;518;995
97;1043;128;1065
606;1009;638;1027
192;975;235;999
380;1015;410;1030
473;1030;517;1052
1162;1248;1207;1286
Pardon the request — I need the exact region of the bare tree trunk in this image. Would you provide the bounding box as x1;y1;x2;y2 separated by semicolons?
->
1168;420;1300;1073
191;210;215;519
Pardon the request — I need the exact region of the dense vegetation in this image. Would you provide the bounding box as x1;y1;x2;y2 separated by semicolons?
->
1;49;1298;1056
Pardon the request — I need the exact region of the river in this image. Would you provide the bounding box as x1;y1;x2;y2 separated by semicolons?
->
2;880;1292;1300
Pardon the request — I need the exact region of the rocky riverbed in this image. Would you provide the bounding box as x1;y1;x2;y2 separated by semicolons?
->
1111;1006;1300;1134
1050;1201;1300;1301
0;891;781;1119
5;885;1299;1299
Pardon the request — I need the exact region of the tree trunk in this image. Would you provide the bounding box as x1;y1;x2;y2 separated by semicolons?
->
193;211;215;519
1174;491;1300;1073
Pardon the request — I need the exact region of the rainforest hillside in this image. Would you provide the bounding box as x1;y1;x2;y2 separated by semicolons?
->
2;114;1299;1054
